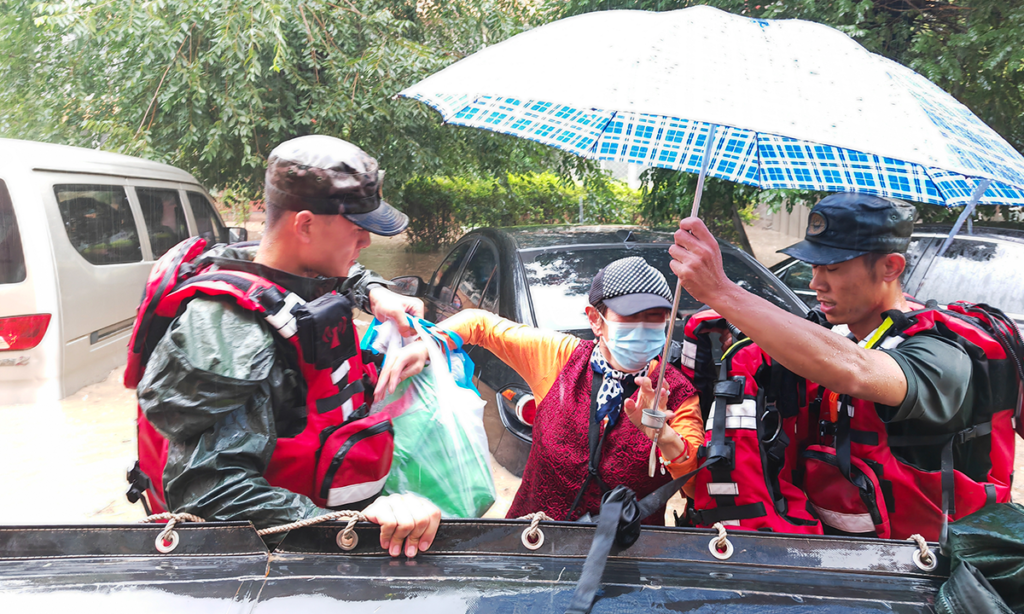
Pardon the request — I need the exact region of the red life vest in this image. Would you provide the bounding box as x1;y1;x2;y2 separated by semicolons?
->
680;309;822;533
805;303;1020;541
682;302;1022;541
124;237;393;514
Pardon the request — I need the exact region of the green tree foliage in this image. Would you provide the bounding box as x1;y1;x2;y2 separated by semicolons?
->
554;0;1024;235
3;0;1021;238
0;0;555;202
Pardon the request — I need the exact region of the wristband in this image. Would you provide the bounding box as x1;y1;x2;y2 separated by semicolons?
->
659;440;690;465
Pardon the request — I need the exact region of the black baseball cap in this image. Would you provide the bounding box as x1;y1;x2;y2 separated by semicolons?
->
265;135;408;236
589;256;673;316
779;193;916;265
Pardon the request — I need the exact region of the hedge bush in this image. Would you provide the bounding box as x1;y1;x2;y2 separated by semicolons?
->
399;172;642;250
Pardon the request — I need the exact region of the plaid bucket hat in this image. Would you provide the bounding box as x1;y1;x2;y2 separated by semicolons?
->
589;256;673;316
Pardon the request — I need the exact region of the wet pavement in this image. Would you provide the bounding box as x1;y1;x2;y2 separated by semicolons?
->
1;230;1021;527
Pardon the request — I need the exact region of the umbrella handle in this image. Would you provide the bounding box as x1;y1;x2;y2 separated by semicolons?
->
647;123;717;476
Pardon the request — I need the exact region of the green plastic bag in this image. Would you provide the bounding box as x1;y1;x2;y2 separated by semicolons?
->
372;318;496;518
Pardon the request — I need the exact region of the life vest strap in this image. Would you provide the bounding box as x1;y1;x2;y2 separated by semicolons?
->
691;502;767;526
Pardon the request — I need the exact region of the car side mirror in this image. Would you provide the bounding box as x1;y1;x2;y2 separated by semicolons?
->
391;275;426;298
228;227;248;243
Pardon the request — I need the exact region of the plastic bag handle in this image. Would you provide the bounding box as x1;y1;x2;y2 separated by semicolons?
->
411;316;460;398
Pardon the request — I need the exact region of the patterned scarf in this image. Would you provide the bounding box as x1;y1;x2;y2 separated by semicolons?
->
590;344;649;427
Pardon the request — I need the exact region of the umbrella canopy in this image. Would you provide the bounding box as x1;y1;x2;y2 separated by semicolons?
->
399;5;1024;208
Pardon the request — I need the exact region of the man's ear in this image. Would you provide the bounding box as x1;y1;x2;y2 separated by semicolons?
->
293;210;316;244
585;305;604;339
882;253;906;283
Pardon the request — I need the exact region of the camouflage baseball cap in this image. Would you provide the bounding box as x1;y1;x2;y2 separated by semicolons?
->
265;135;408;236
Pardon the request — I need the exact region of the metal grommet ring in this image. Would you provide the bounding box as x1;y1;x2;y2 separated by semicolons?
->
709;536;734;560
337;529;359;551
522;527;545;550
912;548;937;571
155;530;179;554
760;407;782;444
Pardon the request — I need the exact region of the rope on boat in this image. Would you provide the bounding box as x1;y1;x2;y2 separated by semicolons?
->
908;533;937;571
258;511;368;550
139;512;206;553
709;522;734;560
517;512;554;550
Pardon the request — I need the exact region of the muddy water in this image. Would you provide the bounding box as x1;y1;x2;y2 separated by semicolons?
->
233;214;445;283
358;233;445;283
0;366;141;523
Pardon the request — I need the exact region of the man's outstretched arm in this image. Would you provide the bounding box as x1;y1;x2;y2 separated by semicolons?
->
668;217;907;406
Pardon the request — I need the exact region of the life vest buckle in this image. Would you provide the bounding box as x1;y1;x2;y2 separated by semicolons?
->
713;376;746;404
819;420;837;440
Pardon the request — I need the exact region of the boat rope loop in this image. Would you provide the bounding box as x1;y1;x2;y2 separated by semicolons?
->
517;512;554;550
709;522;734;560
908;533;937;571
258;511;369;550
140;512;206;554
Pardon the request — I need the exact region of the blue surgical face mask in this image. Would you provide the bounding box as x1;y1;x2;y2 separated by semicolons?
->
599;315;667;372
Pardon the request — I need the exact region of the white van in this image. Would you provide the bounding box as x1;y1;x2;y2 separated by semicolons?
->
0;139;244;404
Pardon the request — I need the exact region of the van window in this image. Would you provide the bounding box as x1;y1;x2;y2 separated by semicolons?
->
187;192;228;244
0;179;26;283
55;185;142;265
137;187;189;258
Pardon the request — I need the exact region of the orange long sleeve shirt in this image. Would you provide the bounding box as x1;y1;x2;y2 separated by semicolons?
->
439;309;706;489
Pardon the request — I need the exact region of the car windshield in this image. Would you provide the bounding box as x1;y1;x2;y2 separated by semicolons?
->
522;245;798;330
914;238;1024;322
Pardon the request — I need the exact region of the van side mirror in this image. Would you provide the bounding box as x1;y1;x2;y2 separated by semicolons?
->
228;227;248;243
391;275;426;298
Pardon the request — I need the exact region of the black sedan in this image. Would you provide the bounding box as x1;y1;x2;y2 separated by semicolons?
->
771;224;1024;325
392;225;808;476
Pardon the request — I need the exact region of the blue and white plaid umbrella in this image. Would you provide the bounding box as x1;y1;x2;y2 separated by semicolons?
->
399;6;1024;209
400;5;1024;461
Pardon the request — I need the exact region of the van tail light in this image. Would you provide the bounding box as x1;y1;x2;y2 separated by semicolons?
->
499;386;536;426
0;314;52;351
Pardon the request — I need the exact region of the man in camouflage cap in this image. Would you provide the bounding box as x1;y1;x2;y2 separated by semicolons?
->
139;136;441;557
257;135;410;284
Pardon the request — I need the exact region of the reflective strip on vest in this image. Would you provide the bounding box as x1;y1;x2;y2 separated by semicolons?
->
811;503;875;533
706;398;757;430
858;317;906;351
327;474;390;508
681;340;697;369
331;361;351;385
859;318;896;349
707;482;740;496
879;335;905;350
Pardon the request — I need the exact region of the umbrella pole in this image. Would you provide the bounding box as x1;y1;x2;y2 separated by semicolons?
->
936;178;992;260
646;124;718;476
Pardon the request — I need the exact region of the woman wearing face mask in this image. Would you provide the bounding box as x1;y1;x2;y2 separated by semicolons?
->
376;257;704;525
